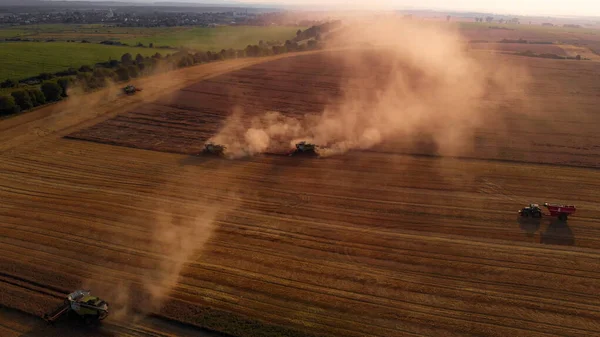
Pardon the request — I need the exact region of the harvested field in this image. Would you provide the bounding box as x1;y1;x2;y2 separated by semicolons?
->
469;42;569;55
69;51;600;168
2;48;600;337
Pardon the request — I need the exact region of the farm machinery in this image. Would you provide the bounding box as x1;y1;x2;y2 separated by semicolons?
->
43;290;109;325
286;141;320;157
122;84;142;95
200;142;226;156
519;202;576;221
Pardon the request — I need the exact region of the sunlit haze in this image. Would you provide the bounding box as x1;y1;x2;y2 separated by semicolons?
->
125;0;600;17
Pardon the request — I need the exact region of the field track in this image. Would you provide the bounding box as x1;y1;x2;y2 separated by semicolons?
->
1;50;600;337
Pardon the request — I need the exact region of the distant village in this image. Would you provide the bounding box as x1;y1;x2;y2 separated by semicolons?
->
0;8;317;27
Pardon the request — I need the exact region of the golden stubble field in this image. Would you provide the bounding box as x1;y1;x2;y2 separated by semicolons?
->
1;21;600;337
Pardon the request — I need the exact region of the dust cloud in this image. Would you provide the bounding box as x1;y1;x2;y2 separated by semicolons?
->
207;17;529;158
81;182;240;323
141;206;219;314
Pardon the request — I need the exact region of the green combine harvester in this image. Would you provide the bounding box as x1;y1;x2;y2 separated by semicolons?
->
201;142;227;156
287;141;320;157
43;290;109;325
122;84;142;95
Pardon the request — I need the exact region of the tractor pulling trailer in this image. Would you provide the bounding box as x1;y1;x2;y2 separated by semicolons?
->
519;203;576;221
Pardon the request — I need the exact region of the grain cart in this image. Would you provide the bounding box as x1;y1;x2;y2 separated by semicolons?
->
43;290;108;325
519;202;576;221
543;202;576;221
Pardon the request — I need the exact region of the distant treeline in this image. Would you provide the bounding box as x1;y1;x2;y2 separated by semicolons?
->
516;50;588;60
293;20;342;42
469;39;555;44
4;37;177;50
0;24;330;117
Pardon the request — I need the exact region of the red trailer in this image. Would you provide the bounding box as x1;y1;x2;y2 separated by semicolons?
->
543;203;576;221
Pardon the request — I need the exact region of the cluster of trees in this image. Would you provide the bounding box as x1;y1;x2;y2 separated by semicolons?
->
518;50;585;60
293;20;342;42
475;17;520;24
474;17;494;23
0;79;69;116
0;34;325;117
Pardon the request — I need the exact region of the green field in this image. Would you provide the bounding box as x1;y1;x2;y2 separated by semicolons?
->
0;24;304;49
120;26;305;50
0;24;187;42
0;42;169;80
0;25;305;81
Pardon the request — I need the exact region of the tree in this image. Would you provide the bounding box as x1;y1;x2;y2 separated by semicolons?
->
127;65;139;78
38;73;54;81
499;19;505;24
135;53;144;64
41;81;63;102
27;88;46;106
0;94;20;116
79;65;93;72
285;40;298;52
149;43;154;48
115;67;130;81
446;15;451;22
1;79;17;88
56;77;72;97
152;52;163;59
194;52;207;63
296;29;302;37
226;48;236;59
93;68;116;81
11;89;33;111
121;53;133;65
485;16;494;23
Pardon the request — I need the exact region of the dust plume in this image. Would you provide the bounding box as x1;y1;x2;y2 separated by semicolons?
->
208;17;529;158
81;180;240;323
141;206;219;313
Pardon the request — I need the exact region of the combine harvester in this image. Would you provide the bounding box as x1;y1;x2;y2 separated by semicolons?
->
122;84;142;95
199;142;227;157
197;141;326;158
286;141;322;157
519;202;576;221
43;290;109;325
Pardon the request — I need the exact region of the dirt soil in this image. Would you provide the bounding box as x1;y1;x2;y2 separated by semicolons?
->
1;50;600;337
